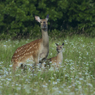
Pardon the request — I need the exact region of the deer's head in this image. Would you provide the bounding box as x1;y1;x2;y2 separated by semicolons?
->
35;15;49;30
55;43;64;53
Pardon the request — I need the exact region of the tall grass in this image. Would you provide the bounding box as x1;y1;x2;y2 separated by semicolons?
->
0;35;95;95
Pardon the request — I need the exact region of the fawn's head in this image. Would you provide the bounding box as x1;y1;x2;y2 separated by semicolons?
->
55;43;64;53
35;15;49;30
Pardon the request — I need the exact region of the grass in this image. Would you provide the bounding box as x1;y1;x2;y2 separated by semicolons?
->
0;35;95;95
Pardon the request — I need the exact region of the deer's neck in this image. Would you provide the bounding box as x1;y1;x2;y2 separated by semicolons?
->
57;52;63;61
41;29;49;47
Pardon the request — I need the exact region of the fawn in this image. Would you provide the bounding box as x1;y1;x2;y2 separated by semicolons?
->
11;15;49;71
44;43;64;69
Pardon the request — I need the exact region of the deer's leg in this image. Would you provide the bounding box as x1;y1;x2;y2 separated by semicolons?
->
12;62;21;72
32;57;39;71
12;62;19;72
35;58;39;67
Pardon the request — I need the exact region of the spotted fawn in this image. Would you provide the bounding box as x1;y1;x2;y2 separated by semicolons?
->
11;15;49;71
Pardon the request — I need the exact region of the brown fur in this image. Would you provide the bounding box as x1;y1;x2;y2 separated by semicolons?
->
45;43;64;68
11;15;49;71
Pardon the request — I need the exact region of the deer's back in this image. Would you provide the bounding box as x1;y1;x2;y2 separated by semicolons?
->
47;56;62;67
11;39;42;63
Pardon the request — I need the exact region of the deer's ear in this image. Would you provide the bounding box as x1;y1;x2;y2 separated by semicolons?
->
55;43;58;46
62;43;64;46
35;16;41;22
46;14;49;21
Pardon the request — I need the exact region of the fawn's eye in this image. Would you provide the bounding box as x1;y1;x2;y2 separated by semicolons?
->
60;47;62;48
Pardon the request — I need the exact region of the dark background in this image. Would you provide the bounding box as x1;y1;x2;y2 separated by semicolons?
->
0;0;95;39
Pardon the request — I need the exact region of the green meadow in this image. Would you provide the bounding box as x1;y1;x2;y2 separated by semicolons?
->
0;35;95;95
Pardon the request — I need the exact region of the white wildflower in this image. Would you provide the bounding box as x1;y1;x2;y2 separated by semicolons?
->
87;83;93;87
42;85;47;88
53;81;57;85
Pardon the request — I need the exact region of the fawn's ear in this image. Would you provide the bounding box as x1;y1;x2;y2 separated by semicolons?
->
55;43;58;46
62;43;64;46
35;16;41;22
46;14;49;21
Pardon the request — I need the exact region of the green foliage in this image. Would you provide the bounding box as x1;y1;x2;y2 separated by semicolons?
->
66;0;95;33
0;0;95;39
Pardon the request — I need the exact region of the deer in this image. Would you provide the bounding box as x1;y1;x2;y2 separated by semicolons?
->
11;15;49;71
43;43;64;69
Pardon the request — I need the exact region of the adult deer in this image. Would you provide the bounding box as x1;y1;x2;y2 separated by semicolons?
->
44;43;64;69
11;15;49;71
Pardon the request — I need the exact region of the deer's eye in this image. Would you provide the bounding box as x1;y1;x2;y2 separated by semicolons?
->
60;47;62;48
